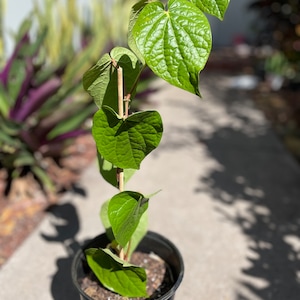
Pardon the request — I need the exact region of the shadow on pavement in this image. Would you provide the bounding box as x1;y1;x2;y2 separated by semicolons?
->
193;80;300;300
41;73;300;300
41;202;85;300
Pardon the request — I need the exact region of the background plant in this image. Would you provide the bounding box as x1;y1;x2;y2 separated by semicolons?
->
0;0;155;199
83;0;230;297
249;0;300;86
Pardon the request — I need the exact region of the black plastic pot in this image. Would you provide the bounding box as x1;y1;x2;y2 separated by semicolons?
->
72;231;184;300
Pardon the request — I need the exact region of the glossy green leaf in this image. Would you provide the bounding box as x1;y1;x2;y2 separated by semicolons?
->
108;191;149;248
128;0;149;65
100;199;148;257
190;0;230;20
83;47;141;112
92;106;163;170
125;210;148;257
85;247;148;297
97;152;136;188
131;0;212;96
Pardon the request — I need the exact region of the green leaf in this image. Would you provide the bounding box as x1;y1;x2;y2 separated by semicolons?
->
18;21;48;57
92;106;163;170
128;0;149;65
86;247;148;297
125;210;148;257
108;191;149;248
32;165;55;193
82;53;111;106
0;86;10;117
83;47;141;112
100;200;115;241
14;151;35;167
97;152;136;188
100;199;148;257
8;59;27;102
190;0;230;20
131;0;212;96
46;104;94;139
0;117;21;136
0;131;20;153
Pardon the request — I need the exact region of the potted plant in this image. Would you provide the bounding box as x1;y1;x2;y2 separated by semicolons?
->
72;0;230;299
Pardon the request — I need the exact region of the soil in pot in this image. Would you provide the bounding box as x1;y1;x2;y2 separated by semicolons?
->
79;251;173;300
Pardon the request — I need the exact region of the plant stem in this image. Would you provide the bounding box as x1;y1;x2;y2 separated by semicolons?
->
117;66;124;118
116;63;136;261
122;65;146;118
117;66;125;192
124;239;131;261
117;168;124;192
124;94;131;118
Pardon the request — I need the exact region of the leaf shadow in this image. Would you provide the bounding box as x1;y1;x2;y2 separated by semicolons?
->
152;72;300;299
191;76;300;300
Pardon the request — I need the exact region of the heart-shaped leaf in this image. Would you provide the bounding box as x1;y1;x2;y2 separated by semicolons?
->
85;247;148;297
108;191;149;248
131;0;212;96
100;199;148;257
92;106;163;170
83;47;141;112
190;0;230;20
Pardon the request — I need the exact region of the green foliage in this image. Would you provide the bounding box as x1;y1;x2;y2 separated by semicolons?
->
84;0;230;297
100;198;148;257
0;16;95;194
85;247;148;297
130;0;212;96
92;107;163;170
83;47;141;112
249;0;300;84
108;191;149;248
265;51;291;76
191;0;230;20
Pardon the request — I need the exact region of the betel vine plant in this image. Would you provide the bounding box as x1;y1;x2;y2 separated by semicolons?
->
82;0;229;298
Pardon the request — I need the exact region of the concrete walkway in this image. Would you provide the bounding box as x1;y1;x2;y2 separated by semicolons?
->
0;72;300;300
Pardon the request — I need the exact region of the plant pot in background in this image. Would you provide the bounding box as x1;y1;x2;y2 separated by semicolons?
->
72;231;184;300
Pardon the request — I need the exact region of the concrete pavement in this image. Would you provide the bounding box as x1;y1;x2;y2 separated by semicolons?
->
0;71;300;300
